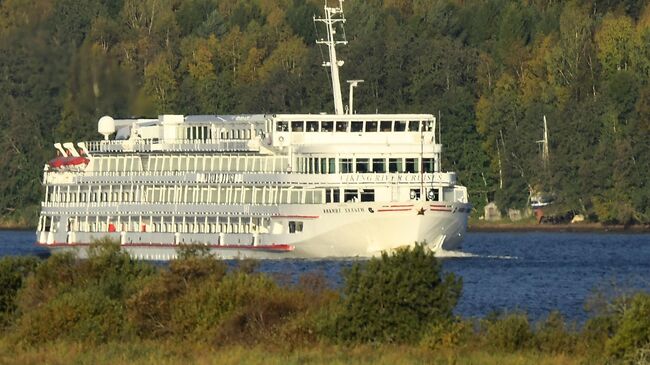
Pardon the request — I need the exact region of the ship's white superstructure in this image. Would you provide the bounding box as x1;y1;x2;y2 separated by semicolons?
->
36;1;471;259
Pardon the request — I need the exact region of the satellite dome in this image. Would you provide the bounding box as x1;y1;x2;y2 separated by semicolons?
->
98;116;115;140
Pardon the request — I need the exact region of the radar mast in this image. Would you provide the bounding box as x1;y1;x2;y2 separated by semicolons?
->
314;0;347;115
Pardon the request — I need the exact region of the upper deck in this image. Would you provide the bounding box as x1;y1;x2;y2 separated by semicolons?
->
80;113;440;155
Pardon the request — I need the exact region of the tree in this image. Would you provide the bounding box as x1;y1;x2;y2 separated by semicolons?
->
141;53;178;114
595;14;638;76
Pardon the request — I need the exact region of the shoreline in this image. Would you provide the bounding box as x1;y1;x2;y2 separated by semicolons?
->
0;223;34;231
468;222;650;233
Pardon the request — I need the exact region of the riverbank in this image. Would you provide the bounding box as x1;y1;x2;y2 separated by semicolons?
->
0;205;38;230
468;220;650;233
0;220;34;230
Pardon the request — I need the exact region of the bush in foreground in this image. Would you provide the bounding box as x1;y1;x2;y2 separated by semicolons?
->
12;240;154;344
334;244;462;344
606;293;650;363
0;256;40;328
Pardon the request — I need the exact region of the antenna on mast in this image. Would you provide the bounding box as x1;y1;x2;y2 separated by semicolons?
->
314;0;347;115
347;80;363;114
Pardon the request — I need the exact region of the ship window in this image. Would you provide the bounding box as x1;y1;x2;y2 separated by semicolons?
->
389;158;403;172
421;120;433;132
320;158;327;174
427;188;440;201
423;158;435;173
314;158;320;173
360;189;375;202
410;189;421;200
321;121;333;132
380;121;392;132
306;121;319;132
288;221;303;233
328;158;336;174
351;121;363;132
372;158;385;173
340;158;353;173
365;121;378;132
395;121;407;132
335;121;348;132
276;121;288;131
405;158;419;173
333;189;340;202
325;189;332;203
408;121;420;132
355;158;370;173
344;189;358;202
291;121;304;132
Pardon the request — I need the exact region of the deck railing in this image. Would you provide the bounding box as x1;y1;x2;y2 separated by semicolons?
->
85;139;258;153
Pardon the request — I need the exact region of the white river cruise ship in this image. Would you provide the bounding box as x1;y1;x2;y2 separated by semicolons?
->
36;1;471;259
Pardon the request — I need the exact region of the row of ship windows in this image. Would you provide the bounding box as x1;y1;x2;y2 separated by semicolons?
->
43;215;308;236
86;155;436;174
46;186;379;205
324;188;375;203
276;120;433;133
299;157;435;174
90;155;289;173
183;126;265;140
43;216;271;234
48;187;322;205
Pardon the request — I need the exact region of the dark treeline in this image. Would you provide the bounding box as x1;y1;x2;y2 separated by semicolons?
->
0;243;649;363
1;0;649;224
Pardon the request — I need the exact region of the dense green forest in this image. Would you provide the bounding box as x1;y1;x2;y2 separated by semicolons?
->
0;0;649;225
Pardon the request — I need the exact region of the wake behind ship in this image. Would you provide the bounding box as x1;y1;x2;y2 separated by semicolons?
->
36;1;471;260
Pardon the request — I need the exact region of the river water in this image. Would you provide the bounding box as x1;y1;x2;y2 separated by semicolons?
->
2;230;649;322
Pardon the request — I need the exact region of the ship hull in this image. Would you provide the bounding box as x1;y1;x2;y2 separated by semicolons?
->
37;201;470;260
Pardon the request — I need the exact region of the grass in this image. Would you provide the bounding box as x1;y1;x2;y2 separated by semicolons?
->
0;340;592;365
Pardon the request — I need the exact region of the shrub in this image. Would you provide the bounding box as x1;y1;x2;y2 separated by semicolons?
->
12;239;154;344
533;311;577;354
80;239;155;300
16;287;129;344
334;244;462;344
212;279;309;346
481;312;532;352
606;293;650;362
127;248;227;339
420;319;473;351
0;256;40;327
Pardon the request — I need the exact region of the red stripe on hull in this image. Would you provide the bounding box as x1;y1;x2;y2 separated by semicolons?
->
377;208;412;212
